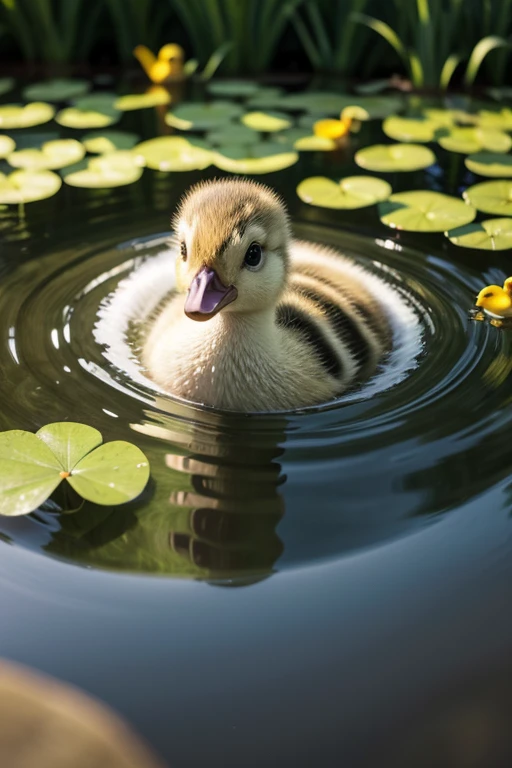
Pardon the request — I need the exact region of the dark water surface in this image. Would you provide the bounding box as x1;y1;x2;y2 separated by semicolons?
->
1;85;512;767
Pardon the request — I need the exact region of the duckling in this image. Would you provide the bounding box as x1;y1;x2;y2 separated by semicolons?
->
475;283;512;318
142;179;392;412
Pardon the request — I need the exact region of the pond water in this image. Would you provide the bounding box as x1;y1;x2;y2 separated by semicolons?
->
1;82;512;767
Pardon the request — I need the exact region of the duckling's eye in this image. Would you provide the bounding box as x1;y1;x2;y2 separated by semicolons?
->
244;242;263;271
180;241;187;261
484;292;493;298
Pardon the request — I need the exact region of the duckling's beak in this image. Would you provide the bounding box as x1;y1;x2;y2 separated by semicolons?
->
185;266;238;321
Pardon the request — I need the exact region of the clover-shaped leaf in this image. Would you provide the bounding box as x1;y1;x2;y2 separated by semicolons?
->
0;422;150;516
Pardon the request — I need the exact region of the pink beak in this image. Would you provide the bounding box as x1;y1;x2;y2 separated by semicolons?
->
184;267;238;321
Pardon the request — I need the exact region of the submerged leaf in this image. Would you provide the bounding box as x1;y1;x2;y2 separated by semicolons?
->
355;143;435;172
133;136;212;171
68;442;150;505
379;190;476;231
297;175;391;209
165;101;243;130
8;139;85;170
446;218;512;250
463;180;512;216
23;79;90;102
464;152;512;177
241;111;291;132
63;151;143;188
0;103;55;129
0;170;61;203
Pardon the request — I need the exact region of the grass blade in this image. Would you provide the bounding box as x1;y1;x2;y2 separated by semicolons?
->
464;35;509;86
439;53;461;89
351;12;407;64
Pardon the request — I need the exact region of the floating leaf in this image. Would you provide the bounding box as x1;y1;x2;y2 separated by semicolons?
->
246;87;286;110
165;101;243;130
446;218;512;250
82;130;140;153
355;143;435;172
0;78;14;96
241;111;291;132
114;88;171;111
8;139;85;170
338;95;404;119
297;175;391;209
0;135;15;158
72;93;118;111
0;422;149;516
382;116;441;142
464;152;512;177
206;80;261;98
463;180;512;216
22;78;90;102
281;91;349;114
133;136;212;171
212;142;298;174
0;170;61;203
379;190;476;231
292;133;337;151
0;103;55;129
206;123;256;146
438;126;512;154
63;151;143;188
477;108;512;131
56;106;120;129
422;108;473;126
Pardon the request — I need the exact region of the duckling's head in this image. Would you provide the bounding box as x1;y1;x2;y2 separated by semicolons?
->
173;179;290;321
475;285;510;314
503;276;512;294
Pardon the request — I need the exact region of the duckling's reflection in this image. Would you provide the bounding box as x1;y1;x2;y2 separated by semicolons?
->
44;409;286;585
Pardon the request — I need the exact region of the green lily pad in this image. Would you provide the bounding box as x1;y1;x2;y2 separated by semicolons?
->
0;103;55;129
133;136;212;171
278;129;336;151
463;180;512;216
464;152;512;177
379;190;476;232
446;218;512;250
0;169;61;203
0;422;149;515
0;135;15;158
63;151;143;188
477;108;512;131
297;175;391;209
438;127;512;154
22;78;90;102
338;95;404;120
114;90;171;111
246;87;286;110
422;108;473;126
82;130;140;153
165;101;243;131
382;116;441;143
0;78;14;96
212;142;298;174
72;93;118;110
355;143;436;172
241;111;291;132
281;91;349;114
206;80;261;98
8;139;85;170
56;106;120;129
206;123;256;146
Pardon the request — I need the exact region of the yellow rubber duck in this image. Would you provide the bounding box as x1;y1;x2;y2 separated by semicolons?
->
133;43;184;83
475;277;512;318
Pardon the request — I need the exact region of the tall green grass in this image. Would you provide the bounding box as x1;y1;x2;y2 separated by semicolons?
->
105;0;172;62
354;0;510;89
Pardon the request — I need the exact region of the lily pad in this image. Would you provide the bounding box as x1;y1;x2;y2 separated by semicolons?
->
246;87;286;110
0;170;61;203
281;91;349;114
165;101;243;131
206;123;256;146
297;175;392;209
63;151;143;188
212;142;298;174
82;130;140;153
114;88;171;111
133;136;212;171
56;106;120;129
438;127;512;154
241;111;291;132
0;78;14;96
464;152;512;177
0;135;15;158
286;131;337;151
355;143;436;172
22;78;90;102
446;218;512;250
463;180;512;216
379;190;476;232
0;103;55;129
338;95;404;120
8;139;85;170
72;93;118;111
207;80;261;98
0;422;149;515
382;116;441;143
477;109;512;131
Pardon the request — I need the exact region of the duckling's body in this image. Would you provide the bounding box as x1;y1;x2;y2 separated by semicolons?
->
142;180;391;411
475;282;512;318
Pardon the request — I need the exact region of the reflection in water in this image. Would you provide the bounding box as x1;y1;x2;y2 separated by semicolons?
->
41;411;286;584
